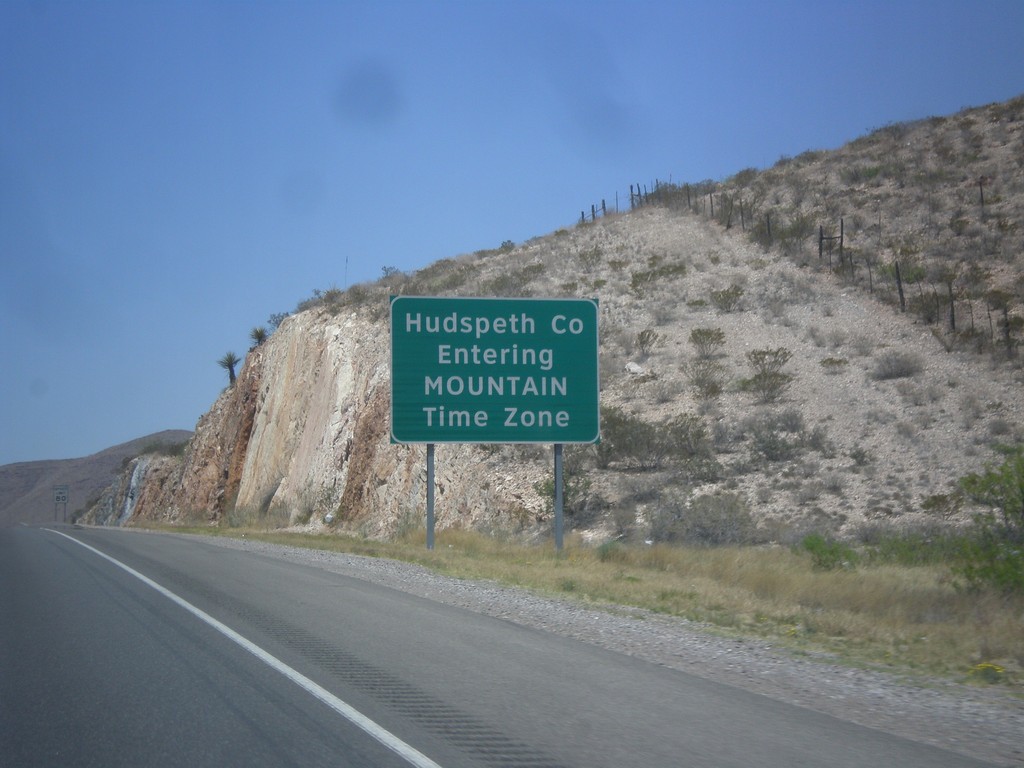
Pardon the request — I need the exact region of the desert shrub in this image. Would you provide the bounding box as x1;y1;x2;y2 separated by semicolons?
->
576;245;602;270
872;350;924;380
740;347;794;403
652;379;683;404
802;423;834;457
800;533;859;570
534;466;604;528
710;284;744;312
682;359;728;399
406;257;473;294
956;445;1024;592
481;263;544;296
688;327;726;358
739;371;794;404
594;406;668;471
748;213;774;249
775;407;805;433
858;525;965;566
849;446;872;467
609;504;639;539
743;410;806;463
665;415;721;482
596;540;630;562
630;261;687;297
662;414;709;455
820;357;848;375
595;407;717;478
635;328;662;357
920;491;965;520
746;347;793;376
772;211;817;256
649;492;758;545
295;289;321;313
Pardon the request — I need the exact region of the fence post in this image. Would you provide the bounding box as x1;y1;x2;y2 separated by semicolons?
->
840;218;845;266
895;261;906;312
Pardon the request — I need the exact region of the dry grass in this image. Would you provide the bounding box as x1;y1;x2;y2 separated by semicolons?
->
167;525;1024;688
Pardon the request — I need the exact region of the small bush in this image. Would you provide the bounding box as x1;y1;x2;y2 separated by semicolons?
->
746;347;793;376
534;470;603;528
682;359;728;400
741;347;794;403
689;327;726;358
709;284;744;312
800;533;859;570
630;261;687;297
955;446;1024;593
968;662;1006;684
860;527;964;566
635;328;662;357
849;447;872;467
595;407;669;471
739;372;794;403
596;540;629;563
820;357;848;375
744;411;806;463
595;407;717;478
650;492;759;545
872;350;924;380
407;258;473;294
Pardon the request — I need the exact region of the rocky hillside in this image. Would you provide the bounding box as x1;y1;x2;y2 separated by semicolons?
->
0;430;191;527
85;96;1024;544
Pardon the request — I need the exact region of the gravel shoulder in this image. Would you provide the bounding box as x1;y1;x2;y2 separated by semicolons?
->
186;533;1023;767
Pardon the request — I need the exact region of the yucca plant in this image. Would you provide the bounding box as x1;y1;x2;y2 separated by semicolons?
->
218;351;240;386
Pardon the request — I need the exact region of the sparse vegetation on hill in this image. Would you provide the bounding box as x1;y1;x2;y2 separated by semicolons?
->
654;96;1024;358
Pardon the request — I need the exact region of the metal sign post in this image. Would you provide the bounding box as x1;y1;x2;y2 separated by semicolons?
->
426;444;435;550
390;296;600;550
554;444;564;551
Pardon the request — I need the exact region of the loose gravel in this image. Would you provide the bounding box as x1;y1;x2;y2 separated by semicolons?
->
193;534;1023;767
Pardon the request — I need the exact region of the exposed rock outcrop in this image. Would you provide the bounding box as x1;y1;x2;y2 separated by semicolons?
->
89;307;544;534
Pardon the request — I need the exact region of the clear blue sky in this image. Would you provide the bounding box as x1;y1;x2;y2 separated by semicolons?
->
2;0;1023;466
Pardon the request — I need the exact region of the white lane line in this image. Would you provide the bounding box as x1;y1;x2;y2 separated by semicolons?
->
46;528;443;768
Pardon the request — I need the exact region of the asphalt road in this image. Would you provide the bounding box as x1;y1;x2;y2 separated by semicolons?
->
0;526;997;768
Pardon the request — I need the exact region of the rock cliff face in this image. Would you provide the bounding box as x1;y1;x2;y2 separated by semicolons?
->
93;306;544;535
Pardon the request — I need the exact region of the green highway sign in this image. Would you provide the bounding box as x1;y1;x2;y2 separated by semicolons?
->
390;296;600;444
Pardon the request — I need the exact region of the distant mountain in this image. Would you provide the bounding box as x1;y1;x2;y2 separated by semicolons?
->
0;431;192;527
